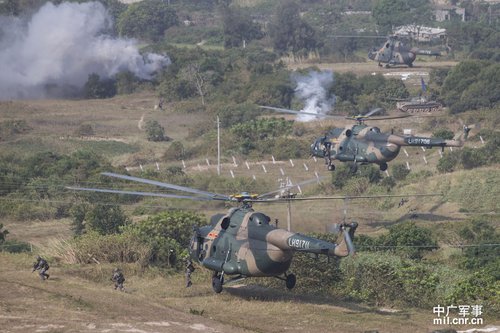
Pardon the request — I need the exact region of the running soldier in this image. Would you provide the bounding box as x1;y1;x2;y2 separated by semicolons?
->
111;268;125;291
185;259;195;288
32;256;50;280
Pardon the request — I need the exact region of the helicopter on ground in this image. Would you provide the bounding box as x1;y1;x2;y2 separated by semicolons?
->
67;172;358;293
368;35;443;68
259;106;470;172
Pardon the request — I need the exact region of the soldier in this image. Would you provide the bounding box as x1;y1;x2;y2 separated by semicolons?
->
32;255;50;280
111;268;125;291
185;258;195;288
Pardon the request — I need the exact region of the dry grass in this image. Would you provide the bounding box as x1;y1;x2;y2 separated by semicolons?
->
2;252;483;333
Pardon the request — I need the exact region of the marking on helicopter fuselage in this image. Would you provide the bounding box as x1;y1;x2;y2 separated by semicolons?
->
207;232;219;239
287;237;310;249
406;138;431;145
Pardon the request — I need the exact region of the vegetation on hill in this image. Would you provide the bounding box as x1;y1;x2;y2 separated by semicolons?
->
0;0;499;320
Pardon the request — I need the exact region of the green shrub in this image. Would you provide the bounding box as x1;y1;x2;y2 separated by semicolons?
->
145;120;168;142
122;211;205;268
432;128;454;140
71;231;151;267
0;240;31;253
391;163;410;181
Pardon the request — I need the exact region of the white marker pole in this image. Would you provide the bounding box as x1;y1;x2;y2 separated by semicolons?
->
438;150;443;158
423;156;428;164
421;146;426;152
272;155;276;164
403;149;409;157
230;170;235;178
232;156;238;167
479;136;484;144
303;163;309;171
206;158;210;166
182;160;186;168
139;164;144;171
252;175;256;180
262;164;267;173
385;170;390;177
245;161;250;170
406;161;411;170
156;162;160;171
280;168;285;176
313;156;317;162
289;159;294;167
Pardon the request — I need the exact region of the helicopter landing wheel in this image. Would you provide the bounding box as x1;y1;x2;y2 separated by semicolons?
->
212;273;224;293
328;164;336;171
379;162;388;171
285;273;296;290
349;163;358;173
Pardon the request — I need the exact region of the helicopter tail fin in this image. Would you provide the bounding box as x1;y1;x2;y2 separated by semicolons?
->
333;222;358;257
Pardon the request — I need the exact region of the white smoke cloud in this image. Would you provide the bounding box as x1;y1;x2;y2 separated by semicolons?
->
0;1;170;99
292;70;336;122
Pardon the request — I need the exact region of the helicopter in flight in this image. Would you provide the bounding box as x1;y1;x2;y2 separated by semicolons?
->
67;172;358;293
368;35;443;68
259;106;470;172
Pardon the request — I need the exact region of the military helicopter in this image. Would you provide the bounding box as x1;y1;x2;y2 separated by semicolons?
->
67;172;358;293
368;35;443;68
259;106;470;172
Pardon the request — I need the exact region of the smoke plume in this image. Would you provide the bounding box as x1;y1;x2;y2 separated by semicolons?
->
0;1;170;100
292;70;336;121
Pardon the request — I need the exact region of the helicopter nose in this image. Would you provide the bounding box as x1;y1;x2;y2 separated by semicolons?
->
368;50;376;60
311;139;322;155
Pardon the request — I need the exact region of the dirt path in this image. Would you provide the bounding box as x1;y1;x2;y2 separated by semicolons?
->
0;254;254;333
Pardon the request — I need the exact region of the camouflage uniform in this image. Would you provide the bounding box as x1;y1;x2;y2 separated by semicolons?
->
32;256;50;280
185;259;195;287
111;268;125;291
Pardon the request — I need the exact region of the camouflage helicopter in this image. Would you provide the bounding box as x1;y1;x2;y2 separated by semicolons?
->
67;172;358;293
368;35;443;68
259;106;470;172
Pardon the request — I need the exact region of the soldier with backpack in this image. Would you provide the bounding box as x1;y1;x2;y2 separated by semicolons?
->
111;268;125;291
32;256;50;280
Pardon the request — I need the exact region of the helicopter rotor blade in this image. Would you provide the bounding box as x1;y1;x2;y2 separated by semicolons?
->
65;186;218;201
266;193;442;203
364;107;384;117
258;106;345;120
101;172;231;201
257;176;328;199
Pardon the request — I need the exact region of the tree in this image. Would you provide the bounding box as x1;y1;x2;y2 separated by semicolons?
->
145;120;167;142
391;163;410;181
73;204;128;235
380;222;437;259
180;63;208;106
123;211;205;267
270;1;318;56
83;73;116;99
221;6;263;48
117;0;178;42
372;0;432;33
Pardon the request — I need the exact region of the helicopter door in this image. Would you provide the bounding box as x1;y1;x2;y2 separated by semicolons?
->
197;236;206;261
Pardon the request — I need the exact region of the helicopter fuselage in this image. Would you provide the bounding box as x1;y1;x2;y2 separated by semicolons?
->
189;207;347;278
311;124;465;170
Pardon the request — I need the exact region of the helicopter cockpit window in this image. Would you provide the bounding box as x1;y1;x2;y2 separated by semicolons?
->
220;217;230;230
370;127;381;133
250;213;270;226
